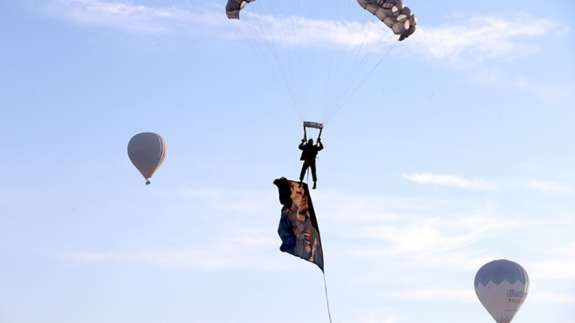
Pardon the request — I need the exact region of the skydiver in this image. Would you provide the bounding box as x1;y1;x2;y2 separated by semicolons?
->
298;138;323;189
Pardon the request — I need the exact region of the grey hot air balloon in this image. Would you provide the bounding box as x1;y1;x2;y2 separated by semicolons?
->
127;132;167;185
475;259;529;323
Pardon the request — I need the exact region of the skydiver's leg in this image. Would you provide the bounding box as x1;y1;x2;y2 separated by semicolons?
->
310;161;317;182
310;161;317;189
299;162;309;183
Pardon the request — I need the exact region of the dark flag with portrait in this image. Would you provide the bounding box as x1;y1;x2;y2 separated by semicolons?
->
273;177;324;271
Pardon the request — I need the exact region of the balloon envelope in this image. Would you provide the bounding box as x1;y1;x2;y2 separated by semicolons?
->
475;259;529;323
127;132;167;184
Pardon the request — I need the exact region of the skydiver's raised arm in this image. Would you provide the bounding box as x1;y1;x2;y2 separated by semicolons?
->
299;139;306;150
317;140;323;151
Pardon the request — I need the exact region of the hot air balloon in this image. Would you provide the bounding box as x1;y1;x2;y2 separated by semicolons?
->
475;259;529;323
127;132;167;185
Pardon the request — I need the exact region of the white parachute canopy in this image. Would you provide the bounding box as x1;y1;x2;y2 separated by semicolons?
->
475;259;529;323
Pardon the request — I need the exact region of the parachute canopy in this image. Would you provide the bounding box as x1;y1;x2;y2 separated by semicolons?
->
225;0;416;41
273;177;324;271
226;0;255;19
127;132;167;185
475;259;529;323
357;0;417;41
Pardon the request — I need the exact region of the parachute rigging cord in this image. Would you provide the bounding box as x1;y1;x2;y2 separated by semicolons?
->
323;272;334;323
238;16;304;122
228;0;416;127
323;43;399;124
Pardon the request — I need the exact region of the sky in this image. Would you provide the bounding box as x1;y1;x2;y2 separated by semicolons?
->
0;0;574;323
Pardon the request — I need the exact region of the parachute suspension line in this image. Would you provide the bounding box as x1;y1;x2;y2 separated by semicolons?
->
249;15;304;121
244;36;303;119
269;44;304;121
321;13;374;120
244;25;268;64
265;1;308;121
354;23;389;70
231;20;297;118
324;43;398;123
321;0;345;112
296;0;311;108
254;14;293;104
323;272;334;323
258;13;305;121
346;8;374;66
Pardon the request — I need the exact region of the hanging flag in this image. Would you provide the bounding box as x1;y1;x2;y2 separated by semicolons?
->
273;177;324;271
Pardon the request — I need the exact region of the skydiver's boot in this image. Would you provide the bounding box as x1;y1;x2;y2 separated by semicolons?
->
313;182;317;190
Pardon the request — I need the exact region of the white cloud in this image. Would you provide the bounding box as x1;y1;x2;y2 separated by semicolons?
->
182;187;276;215
47;0;561;62
396;288;476;303
404;173;496;191
363;218;480;255
395;288;575;304
528;242;575;281
530;292;575;304
513;79;575;105
182;187;424;226
48;0;221;33
181;186;510;272
364;216;515;254
529;260;575;281
237;13;389;49
67;234;279;270
528;180;575;194
466;67;575;106
412;16;559;62
357;316;399;323
348;214;512;273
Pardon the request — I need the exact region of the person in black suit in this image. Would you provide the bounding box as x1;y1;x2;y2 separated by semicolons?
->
298;138;323;189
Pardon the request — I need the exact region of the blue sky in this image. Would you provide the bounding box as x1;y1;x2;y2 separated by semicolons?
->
0;0;574;322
